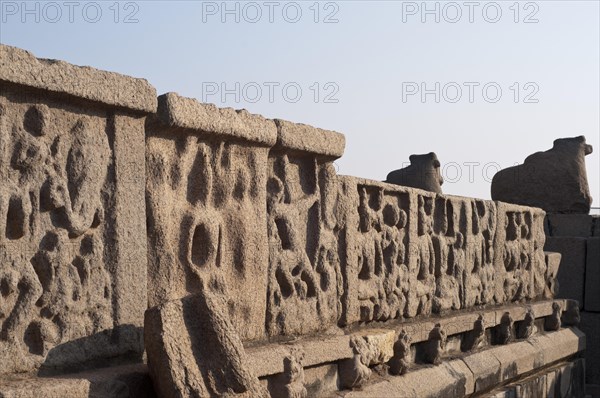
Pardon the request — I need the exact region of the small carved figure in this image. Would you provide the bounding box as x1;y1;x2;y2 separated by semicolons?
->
545;302;562;331
491;136;593;213
462;315;486;352
424;323;446;365
494;312;513;345
339;336;373;389
388;330;411;375
385;152;444;193
282;348;307;398
516;308;537;339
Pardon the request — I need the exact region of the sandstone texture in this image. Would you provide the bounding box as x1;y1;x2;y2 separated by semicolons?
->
0;45;156;113
0;44;156;375
144;293;268;398
491;136;593;213
0;44;589;398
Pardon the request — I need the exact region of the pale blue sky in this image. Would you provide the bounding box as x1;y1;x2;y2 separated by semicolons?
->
1;0;598;204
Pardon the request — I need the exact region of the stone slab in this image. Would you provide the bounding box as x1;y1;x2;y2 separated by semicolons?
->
545;237;587;308
303;364;339;398
490;339;538;381
585;238;600;311
0;364;154;398
245;299;564;378
580;312;600;385
246;329;395;377
352;327;584;398
0;45;156;113
0;87;148;375
144;294;267;398
462;349;502;392
526;328;585;367
547;214;594;237
344;359;470;398
150;92;277;146
274;118;345;158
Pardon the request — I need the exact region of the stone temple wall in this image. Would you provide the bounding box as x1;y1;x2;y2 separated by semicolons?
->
0;44;589;398
544;213;600;395
0;45;155;376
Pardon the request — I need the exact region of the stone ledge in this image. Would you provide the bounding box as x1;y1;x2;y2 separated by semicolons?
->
0;364;153;398
246;299;567;378
273;118;345;159
348;328;585;398
0;45;157;113
149;92;277;146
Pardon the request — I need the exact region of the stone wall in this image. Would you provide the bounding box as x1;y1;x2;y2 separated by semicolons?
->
0;44;589;398
0;45;156;375
339;178;552;326
545;213;600;394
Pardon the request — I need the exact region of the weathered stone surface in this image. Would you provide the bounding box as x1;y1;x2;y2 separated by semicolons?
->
353;327;584;398
245;328;394;378
0;45;156;113
463;348;502;392
146;94;274;341
302;363;338;398
0;45;583;398
385;152;444;193
526;328;585;366
580;311;600;386
544;252;561;299
544;237;587;308
265;157;341;336
244;299;565;381
265;122;344;337
491;136;593;214
561;299;580;327
144;293;267;398
0;364;154;398
585;237;600;311
264;348;307;398
0;51;151;375
273;119;345;159
547;214;594;237
338;177;550;327
485;358;586;398
150;93;277;146
345;359;471;398
491;339;537;380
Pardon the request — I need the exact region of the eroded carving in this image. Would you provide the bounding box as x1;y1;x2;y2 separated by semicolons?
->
493;312;514;345
266;155;341;336
0;96;115;373
461;315;486;352
545;302;562;331
423;323;447;365
388;330;411;375
516;308;537;339
339;336;374;389
282;348;308;398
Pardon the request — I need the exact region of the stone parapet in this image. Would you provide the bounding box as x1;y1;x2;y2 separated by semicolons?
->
0;45;155;375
